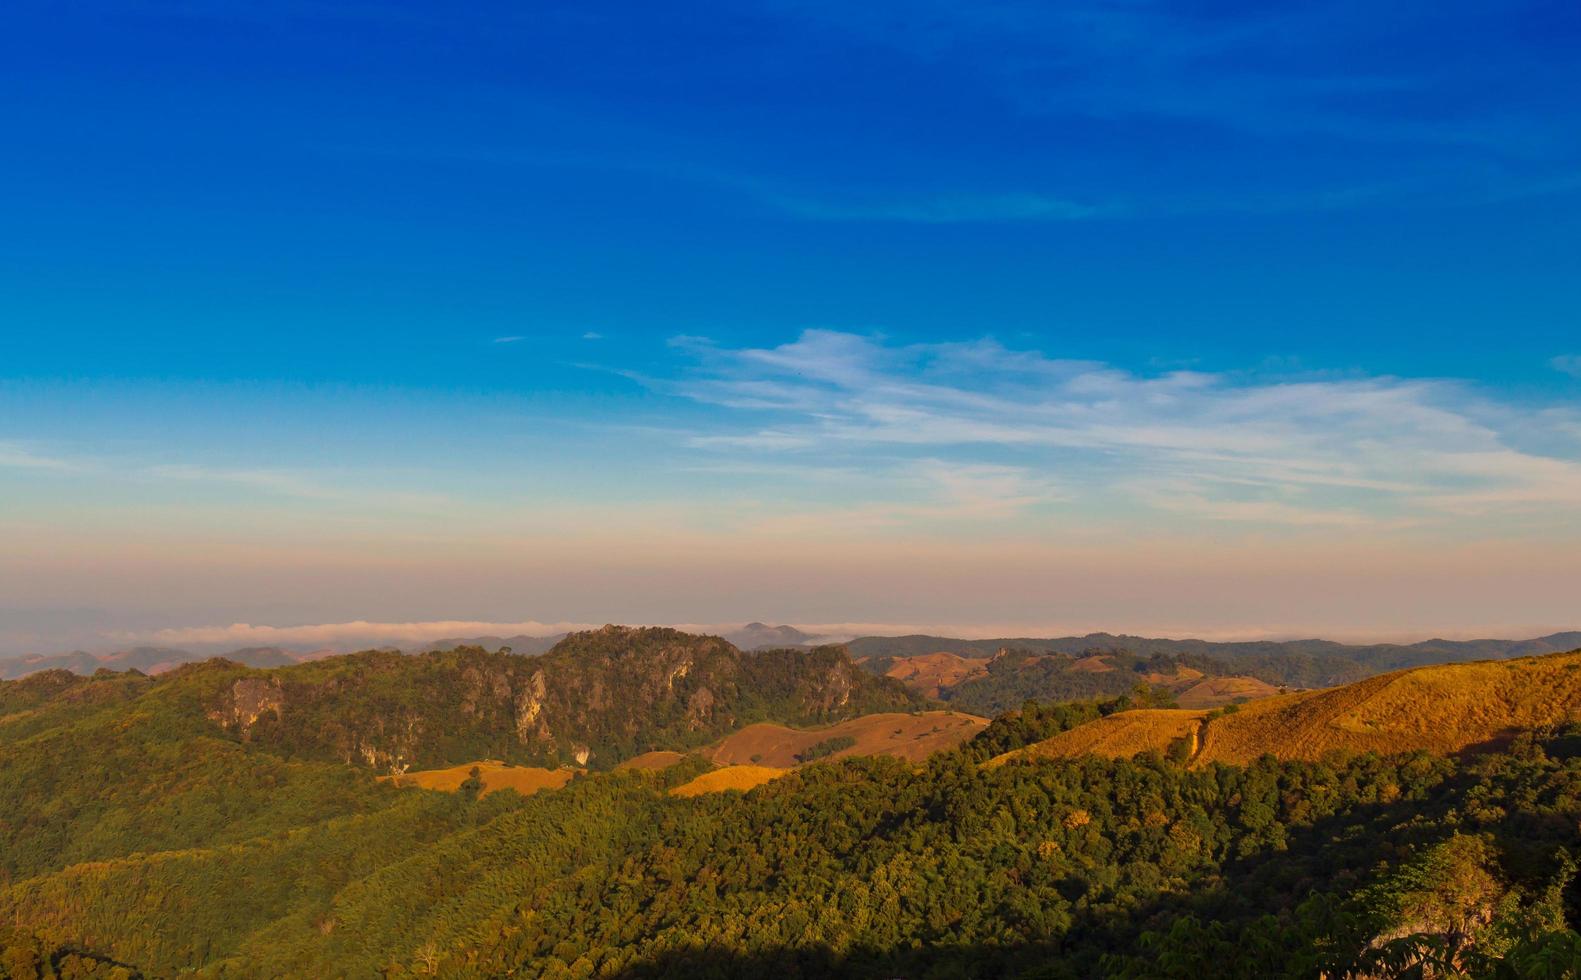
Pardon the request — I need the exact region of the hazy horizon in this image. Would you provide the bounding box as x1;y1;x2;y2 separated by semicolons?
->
5;614;1580;661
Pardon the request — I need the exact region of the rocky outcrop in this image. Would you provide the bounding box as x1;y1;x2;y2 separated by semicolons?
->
208;677;284;732
197;627;923;770
514;670;550;742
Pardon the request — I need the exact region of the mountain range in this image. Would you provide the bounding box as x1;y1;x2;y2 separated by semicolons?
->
4;625;1575;683
4;625;1581;976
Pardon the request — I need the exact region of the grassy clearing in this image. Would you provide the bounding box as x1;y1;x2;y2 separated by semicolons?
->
1175;675;1281;709
706;710;987;767
384;761;576;797
987;709;1205;767
884;653;991;697
669;765;787;797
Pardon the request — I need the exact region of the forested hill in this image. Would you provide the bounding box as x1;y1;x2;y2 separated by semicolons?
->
5;661;1581;976
195;626;923;770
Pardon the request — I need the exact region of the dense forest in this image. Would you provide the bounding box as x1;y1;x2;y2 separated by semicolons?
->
932;649;1191;716
3;633;1581;978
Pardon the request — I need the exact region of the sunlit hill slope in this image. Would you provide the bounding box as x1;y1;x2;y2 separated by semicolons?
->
994;650;1581;767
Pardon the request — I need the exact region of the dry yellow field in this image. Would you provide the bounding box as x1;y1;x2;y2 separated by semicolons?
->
384;761;576;797
1175;675;1281;709
1069;655;1114;673
884;653;991;698
993;651;1581;768
669;765;788;797
614;750;687;771
1141;665;1206;685
1195;652;1581;764
987;709;1206;767
706;710;987;767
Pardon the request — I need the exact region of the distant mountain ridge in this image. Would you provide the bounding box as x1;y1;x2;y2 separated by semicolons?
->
415;633;566;656
851;630;1581;691
0;644;303;680
849;629;1581;661
722;621;821;649
0;621;824;679
6;626;1577;692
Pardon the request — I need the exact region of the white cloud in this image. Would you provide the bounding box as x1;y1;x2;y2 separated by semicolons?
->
582;331;603;340
493;335;525;344
663;330;1581;529
1553;354;1581;379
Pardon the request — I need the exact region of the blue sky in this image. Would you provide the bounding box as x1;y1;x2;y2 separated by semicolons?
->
2;0;1579;651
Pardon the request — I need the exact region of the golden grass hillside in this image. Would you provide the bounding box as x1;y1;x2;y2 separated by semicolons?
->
706;710;987;768
1175;675;1281;709
383;761;576;797
994;651;1581;768
382;712;984;799
669;765;787;797
1194;651;1581;765
987;709;1206;767
614;750;686;771
884;653;990;698
1141;665;1205;685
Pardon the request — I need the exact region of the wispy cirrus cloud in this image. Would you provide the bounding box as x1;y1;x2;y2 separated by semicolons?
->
2;445;447;511
660;330;1581;531
0;441;82;473
1554;354;1581;379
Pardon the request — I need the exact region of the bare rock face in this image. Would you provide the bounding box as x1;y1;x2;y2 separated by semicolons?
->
515;669;551;743
822;663;856;712
351;712;425;772
208;677;284;732
685;686;717;729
